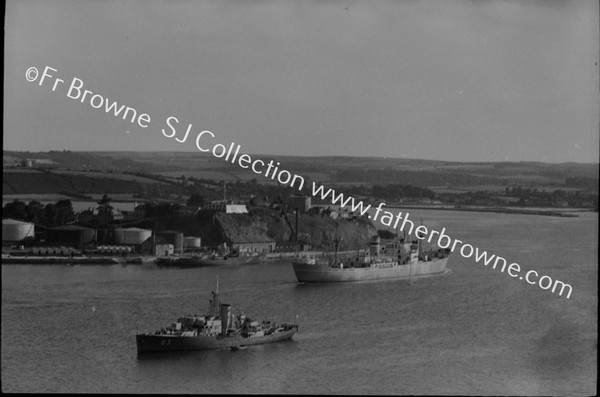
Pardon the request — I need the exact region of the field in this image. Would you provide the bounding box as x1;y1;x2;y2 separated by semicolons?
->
2;171;151;195
53;170;169;184
3;151;598;201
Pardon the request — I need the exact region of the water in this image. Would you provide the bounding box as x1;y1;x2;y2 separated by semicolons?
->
2;210;597;394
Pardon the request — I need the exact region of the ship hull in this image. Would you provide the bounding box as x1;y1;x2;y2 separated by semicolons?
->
190;255;263;266
136;327;297;354
292;257;448;283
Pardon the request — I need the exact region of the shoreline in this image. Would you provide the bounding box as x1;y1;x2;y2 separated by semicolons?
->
1;254;156;265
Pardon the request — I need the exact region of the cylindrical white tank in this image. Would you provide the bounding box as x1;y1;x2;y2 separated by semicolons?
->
2;219;35;242
115;228;152;245
184;237;201;249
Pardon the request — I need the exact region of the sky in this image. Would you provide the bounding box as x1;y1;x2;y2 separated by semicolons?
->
4;0;599;163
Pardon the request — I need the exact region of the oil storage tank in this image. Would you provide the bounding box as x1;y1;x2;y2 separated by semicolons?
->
115;227;152;245
184;236;201;251
46;225;96;247
2;219;35;243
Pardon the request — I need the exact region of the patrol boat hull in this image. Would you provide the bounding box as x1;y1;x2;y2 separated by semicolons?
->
136;326;297;354
292;257;448;283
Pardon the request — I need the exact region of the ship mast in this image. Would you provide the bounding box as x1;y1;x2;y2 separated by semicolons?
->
209;274;220;317
396;226;404;263
333;225;344;265
333;222;339;263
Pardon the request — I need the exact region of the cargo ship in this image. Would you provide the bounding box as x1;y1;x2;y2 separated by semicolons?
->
136;286;298;354
292;236;450;283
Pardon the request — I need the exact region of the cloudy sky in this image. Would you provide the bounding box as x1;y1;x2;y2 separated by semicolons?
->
4;0;599;163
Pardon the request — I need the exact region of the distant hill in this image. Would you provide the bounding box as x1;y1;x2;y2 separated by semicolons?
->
3;150;598;195
2;169;149;195
3;150;185;173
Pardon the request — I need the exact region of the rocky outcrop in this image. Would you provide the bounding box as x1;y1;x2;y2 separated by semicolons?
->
136;208;377;250
215;209;377;250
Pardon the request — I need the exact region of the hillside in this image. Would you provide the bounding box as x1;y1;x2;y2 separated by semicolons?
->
5;150;598;192
131;209;377;250
2;169;151;195
4;151;598;212
215;209;377;249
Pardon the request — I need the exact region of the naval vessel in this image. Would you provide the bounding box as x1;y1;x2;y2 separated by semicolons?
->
136;286;298;354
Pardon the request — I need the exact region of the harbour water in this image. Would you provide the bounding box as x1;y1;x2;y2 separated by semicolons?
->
1;210;597;394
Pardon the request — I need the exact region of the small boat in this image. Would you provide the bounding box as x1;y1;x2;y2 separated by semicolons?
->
136;283;298;354
230;345;248;351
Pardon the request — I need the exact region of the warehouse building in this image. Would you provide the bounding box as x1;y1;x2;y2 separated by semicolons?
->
46;225;96;248
228;234;276;254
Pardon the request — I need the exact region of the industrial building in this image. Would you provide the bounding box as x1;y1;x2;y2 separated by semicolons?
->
46;225;96;248
200;202;248;214
156;231;184;254
228;234;276;254
287;195;311;213
141;236;174;256
275;240;311;252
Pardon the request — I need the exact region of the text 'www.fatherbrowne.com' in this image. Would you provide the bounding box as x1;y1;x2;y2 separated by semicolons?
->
26;65;574;299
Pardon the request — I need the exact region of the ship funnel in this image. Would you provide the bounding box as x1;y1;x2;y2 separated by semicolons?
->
220;304;231;335
370;236;381;256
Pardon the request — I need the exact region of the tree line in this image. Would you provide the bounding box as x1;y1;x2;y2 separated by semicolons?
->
3;199;75;228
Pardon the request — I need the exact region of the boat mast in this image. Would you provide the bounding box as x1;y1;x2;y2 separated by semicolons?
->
396;226;404;263
209;274;220;317
334;222;339;263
